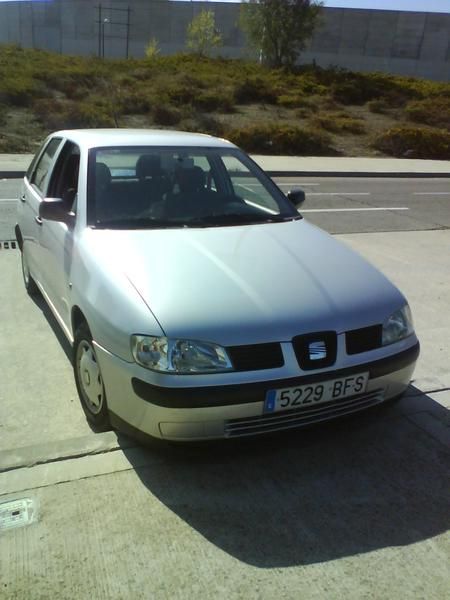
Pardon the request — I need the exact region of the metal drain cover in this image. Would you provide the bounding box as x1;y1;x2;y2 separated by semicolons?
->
0;497;39;532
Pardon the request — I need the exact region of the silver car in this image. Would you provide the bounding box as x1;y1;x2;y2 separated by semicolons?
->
16;129;419;441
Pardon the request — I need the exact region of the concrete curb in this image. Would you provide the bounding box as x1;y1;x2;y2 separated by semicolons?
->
0;431;136;474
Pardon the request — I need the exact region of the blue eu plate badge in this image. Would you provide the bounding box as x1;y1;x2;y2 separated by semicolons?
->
265;390;276;412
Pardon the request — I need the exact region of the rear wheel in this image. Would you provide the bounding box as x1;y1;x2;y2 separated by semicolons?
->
21;247;39;296
73;323;110;431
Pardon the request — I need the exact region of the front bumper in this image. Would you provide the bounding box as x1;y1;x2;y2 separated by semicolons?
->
95;341;419;442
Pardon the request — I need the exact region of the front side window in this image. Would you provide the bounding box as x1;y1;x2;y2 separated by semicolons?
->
48;141;80;213
221;155;280;214
87;146;299;229
30;137;62;195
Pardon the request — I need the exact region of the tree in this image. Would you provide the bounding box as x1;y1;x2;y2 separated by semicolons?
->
240;0;323;69
186;10;223;57
145;38;160;59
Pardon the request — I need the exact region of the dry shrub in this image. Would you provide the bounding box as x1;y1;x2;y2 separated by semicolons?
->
226;123;336;155
405;97;450;130
373;126;450;159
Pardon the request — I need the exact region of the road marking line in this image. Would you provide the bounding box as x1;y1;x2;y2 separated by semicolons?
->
302;207;409;213
306;192;371;196
244;182;320;187
413;192;450;196
276;183;320;186
0;198;18;202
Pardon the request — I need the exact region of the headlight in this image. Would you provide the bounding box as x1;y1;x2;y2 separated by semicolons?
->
382;304;414;346
131;335;233;374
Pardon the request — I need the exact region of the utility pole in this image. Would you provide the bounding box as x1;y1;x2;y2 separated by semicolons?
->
95;4;131;59
126;7;131;59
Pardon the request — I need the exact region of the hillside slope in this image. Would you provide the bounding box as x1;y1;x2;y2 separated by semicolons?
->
1;45;449;158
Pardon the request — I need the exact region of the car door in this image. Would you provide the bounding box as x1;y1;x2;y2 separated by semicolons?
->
39;140;81;336
18;136;63;290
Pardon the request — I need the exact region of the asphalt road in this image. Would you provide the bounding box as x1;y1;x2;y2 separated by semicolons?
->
1;177;449;241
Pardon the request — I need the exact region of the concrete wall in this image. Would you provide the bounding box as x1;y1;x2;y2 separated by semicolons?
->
0;0;449;81
303;8;450;81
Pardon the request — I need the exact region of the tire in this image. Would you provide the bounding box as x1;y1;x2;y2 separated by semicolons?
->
73;323;111;431
21;248;39;296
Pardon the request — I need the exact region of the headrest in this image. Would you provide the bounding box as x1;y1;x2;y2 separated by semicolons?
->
136;155;162;180
95;162;111;188
178;166;205;193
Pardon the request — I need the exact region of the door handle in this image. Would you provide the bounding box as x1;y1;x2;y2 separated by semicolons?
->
35;216;43;226
20;195;26;203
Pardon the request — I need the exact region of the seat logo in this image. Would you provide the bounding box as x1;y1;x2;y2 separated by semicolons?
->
309;340;327;360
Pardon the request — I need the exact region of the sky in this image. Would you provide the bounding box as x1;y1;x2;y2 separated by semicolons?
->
323;0;450;13
0;0;449;12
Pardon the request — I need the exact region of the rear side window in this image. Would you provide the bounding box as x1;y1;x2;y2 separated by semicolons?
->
30;137;62;195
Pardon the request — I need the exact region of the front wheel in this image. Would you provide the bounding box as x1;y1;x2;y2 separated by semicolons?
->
21;248;39;296
73;323;110;431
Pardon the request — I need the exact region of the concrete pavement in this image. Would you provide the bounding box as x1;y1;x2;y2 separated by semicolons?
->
1;230;449;598
1;153;450;178
1;151;449;598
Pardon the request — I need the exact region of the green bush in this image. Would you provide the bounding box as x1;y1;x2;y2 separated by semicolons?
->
295;108;311;119
330;75;396;105
166;83;197;105
234;77;278;104
33;98;116;130
277;94;303;108
321;69;424;106
118;91;151;115
0;104;7;126
226;124;336;155
190;113;225;137
193;90;235;113
0;133;36;153
373;126;450;160
405;97;450;130
367;99;390;114
0;76;41;107
312;112;366;134
152;105;182;126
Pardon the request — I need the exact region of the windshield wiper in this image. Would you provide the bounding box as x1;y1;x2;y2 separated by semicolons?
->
183;213;298;227
92;213;300;230
93;217;180;230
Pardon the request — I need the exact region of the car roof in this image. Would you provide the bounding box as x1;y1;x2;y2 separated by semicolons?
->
52;129;237;150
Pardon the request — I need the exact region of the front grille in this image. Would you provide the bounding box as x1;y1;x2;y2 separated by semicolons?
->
227;343;284;372
224;389;385;437
292;331;337;370
346;325;382;355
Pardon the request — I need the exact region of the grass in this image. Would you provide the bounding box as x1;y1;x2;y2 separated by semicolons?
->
0;44;449;158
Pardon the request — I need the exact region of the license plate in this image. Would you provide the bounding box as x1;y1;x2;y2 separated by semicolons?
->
264;373;369;413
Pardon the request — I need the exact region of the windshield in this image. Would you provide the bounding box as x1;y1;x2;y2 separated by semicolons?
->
87;146;300;229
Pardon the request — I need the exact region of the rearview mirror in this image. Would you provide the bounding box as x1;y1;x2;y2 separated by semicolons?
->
39;198;74;226
287;188;306;209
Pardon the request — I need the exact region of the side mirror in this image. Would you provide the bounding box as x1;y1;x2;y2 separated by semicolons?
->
287;188;306;209
39;198;74;226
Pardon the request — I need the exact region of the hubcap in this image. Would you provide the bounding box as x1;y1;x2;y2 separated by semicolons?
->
77;341;104;414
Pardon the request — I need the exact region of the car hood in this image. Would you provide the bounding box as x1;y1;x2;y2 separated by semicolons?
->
86;220;405;346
